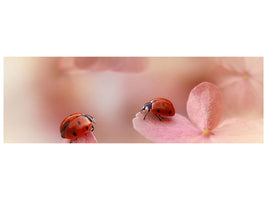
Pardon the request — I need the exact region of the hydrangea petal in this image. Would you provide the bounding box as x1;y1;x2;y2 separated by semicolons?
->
209;118;263;143
100;57;148;72
74;57;103;70
214;58;263;117
62;132;98;143
58;57;148;72
187;82;223;131
133;112;211;143
217;57;263;77
218;57;247;73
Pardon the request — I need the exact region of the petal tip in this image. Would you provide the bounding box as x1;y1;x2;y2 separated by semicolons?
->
187;82;223;131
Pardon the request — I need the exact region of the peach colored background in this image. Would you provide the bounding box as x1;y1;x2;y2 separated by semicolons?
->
4;57;262;143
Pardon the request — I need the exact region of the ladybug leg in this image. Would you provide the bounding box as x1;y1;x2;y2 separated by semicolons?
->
90;125;94;132
143;111;150;120
154;113;162;121
159;115;164;120
142;103;152;120
70;138;77;143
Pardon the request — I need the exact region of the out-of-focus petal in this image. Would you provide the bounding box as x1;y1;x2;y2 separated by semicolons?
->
132;112;213;143
58;57;148;73
218;57;247;73
220;77;263;117
210;118;263;143
187;82;223;131
217;57;263;77
74;57;103;70
214;57;263;117
58;57;76;71
101;57;148;72
244;57;263;80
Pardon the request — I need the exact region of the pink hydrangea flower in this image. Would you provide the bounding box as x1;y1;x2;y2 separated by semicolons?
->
58;57;148;73
214;57;263;117
133;82;263;143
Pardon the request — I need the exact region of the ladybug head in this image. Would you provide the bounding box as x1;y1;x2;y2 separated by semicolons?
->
83;114;96;123
141;102;152;112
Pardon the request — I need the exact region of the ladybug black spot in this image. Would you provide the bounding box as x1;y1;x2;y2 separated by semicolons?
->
86;126;89;130
157;109;160;113
78;121;81;125
169;110;172;114
73;132;77;136
162;103;165;106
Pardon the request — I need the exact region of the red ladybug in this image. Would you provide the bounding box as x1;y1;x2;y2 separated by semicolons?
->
60;113;95;139
141;98;175;120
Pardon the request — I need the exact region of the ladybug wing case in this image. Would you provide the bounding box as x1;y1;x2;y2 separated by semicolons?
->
151;101;175;116
63;116;92;139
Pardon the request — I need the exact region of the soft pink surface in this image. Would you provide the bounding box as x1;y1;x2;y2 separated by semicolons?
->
133;113;263;143
58;57;148;72
133;112;203;143
214;57;263;117
133;82;263;143
62;132;97;143
187;82;223;131
210;118;263;143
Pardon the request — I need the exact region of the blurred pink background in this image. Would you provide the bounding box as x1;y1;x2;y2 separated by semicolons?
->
4;57;263;143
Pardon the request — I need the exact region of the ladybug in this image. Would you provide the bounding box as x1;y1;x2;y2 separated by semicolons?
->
141;98;175;120
60;113;95;139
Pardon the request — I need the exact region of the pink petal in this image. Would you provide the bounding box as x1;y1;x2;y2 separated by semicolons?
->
210;118;263;143
62;132;98;143
218;57;247;73
187;82;223;131
57;57;76;71
217;57;263;76
220;77;263;117
132;112;213;143
244;57;263;81
58;57;148;72
214;57;263;117
100;57;148;72
73;57;108;71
